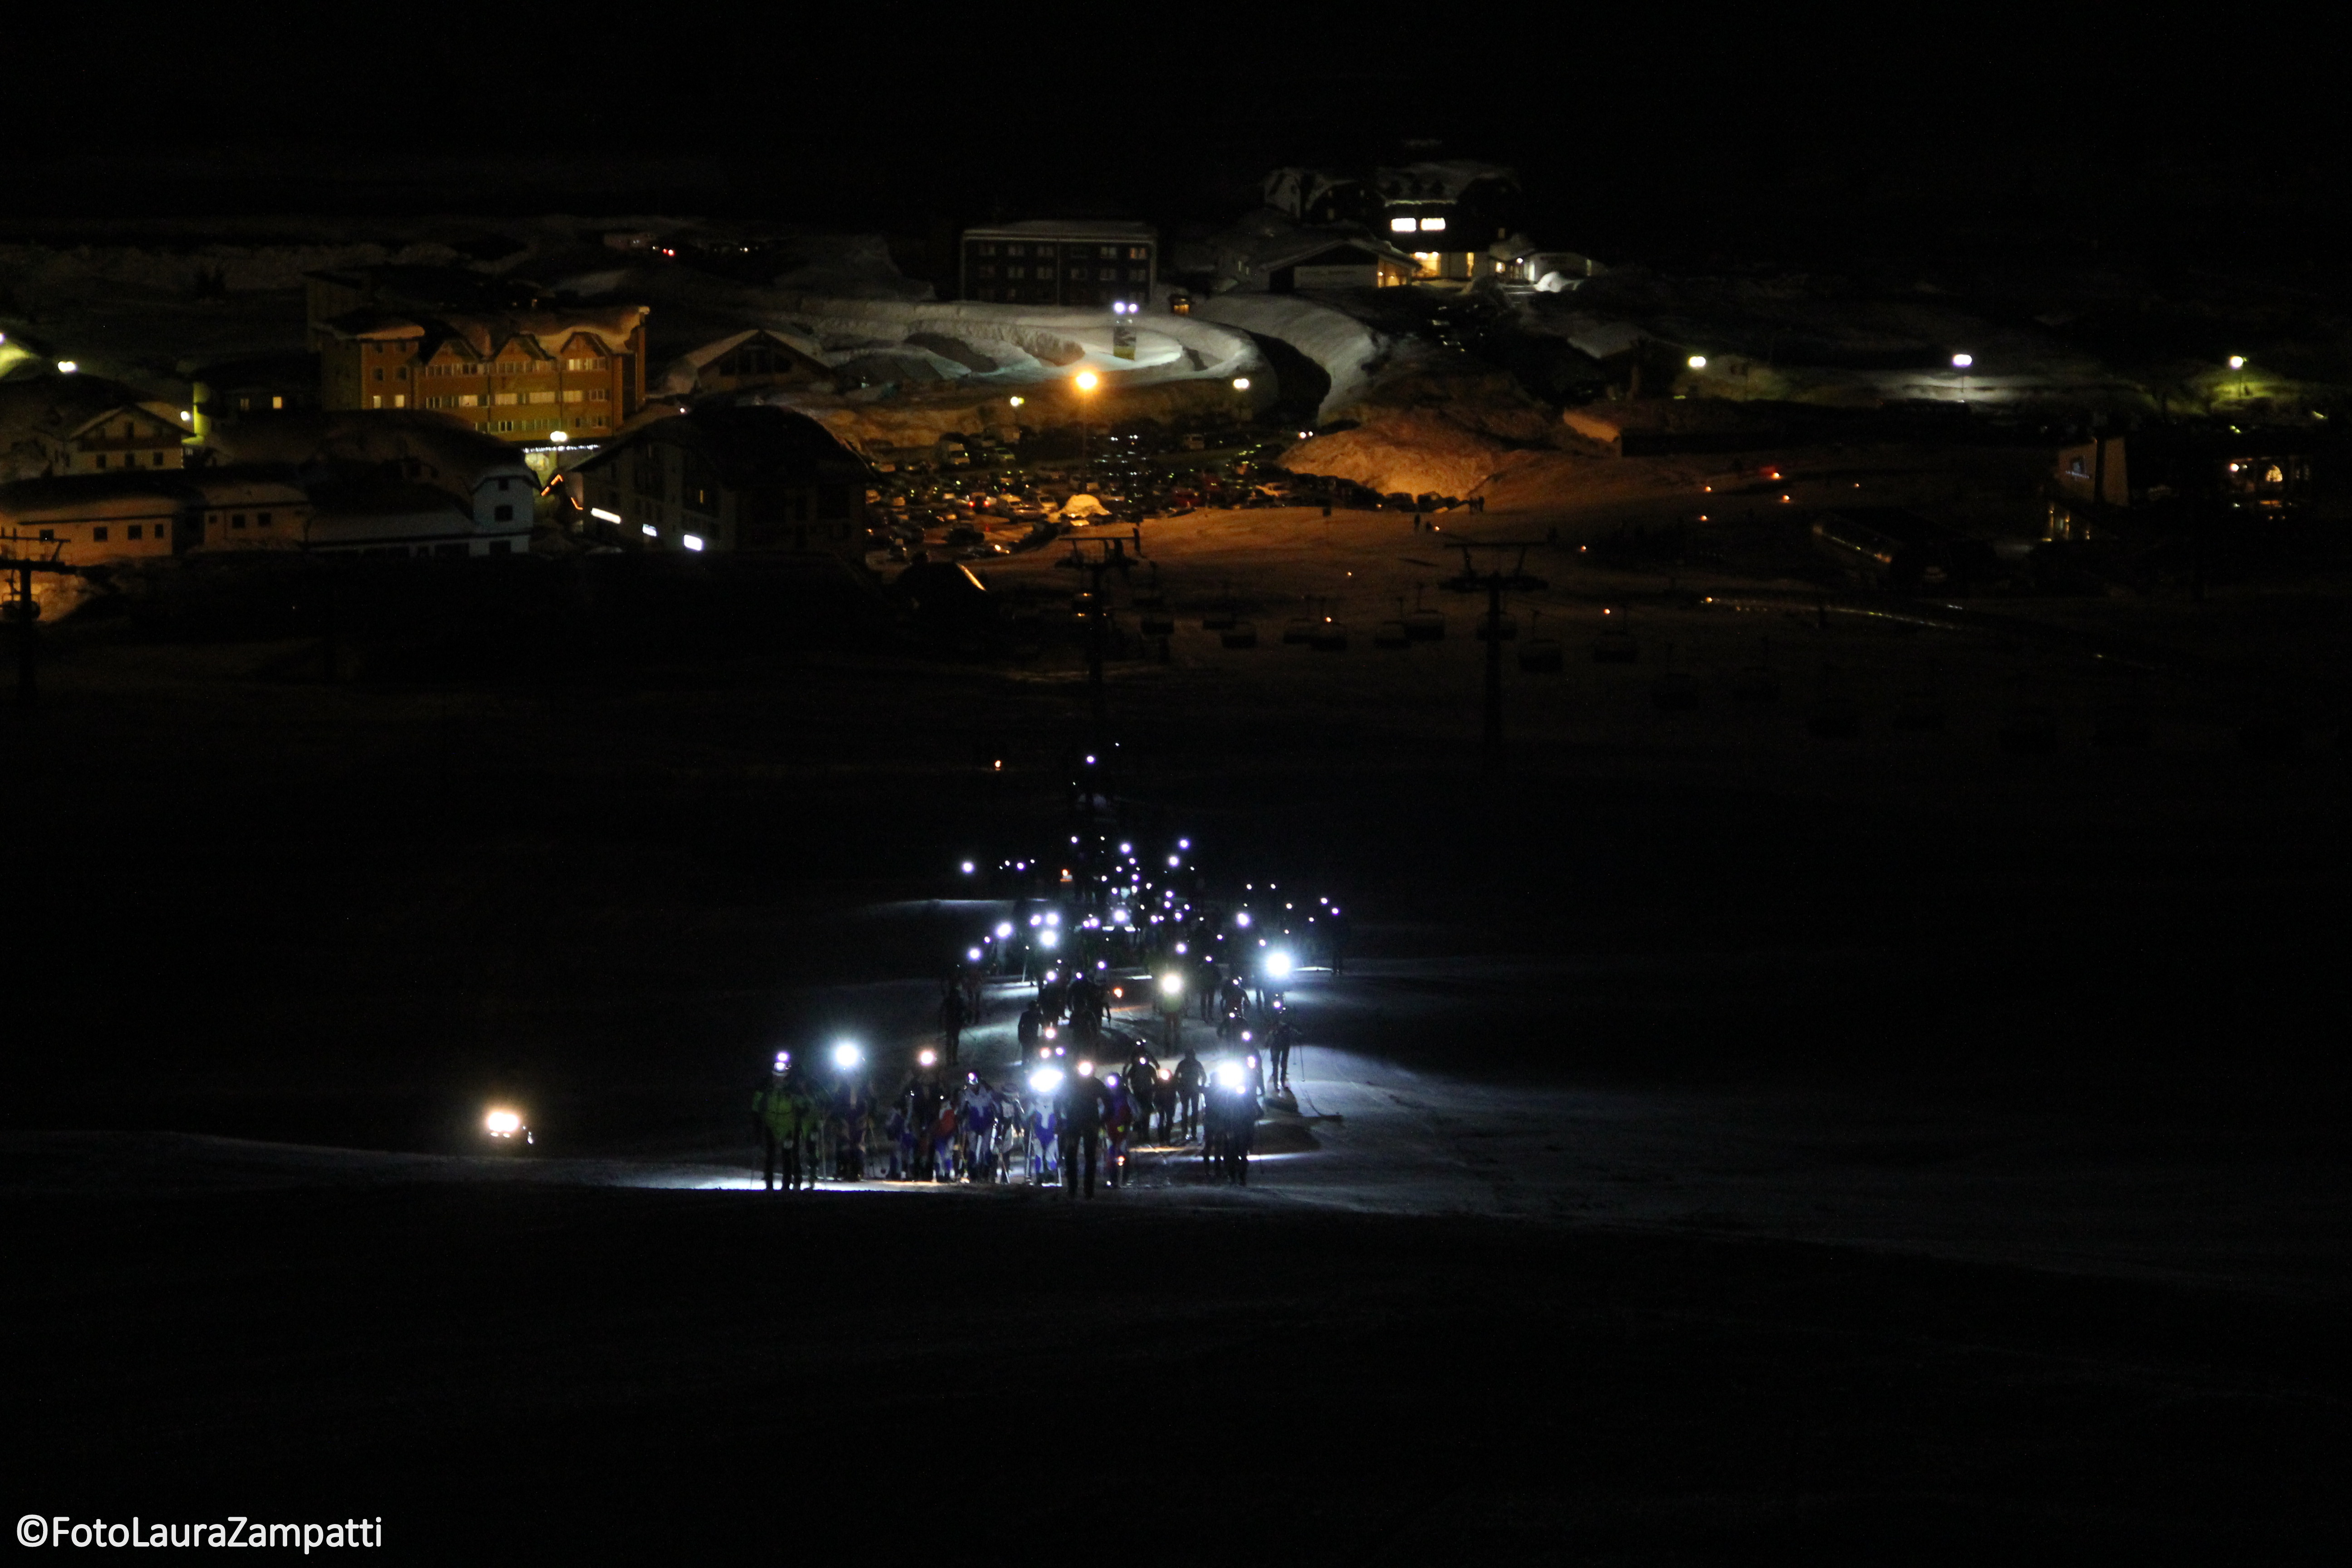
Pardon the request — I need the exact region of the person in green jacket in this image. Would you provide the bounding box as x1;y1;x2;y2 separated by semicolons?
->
752;1054;804;1192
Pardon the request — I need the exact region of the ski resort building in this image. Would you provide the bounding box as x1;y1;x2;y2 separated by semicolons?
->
959;221;1156;310
316;304;651;445
573;406;869;556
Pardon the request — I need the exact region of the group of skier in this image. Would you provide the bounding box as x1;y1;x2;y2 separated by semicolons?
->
751;1025;1284;1196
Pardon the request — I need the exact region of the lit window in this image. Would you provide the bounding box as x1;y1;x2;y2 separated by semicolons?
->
271;394;284;409
1391;216;1416;232
682;534;706;551
1420;216;1446;232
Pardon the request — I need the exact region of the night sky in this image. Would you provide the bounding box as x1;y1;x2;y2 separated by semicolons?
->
11;11;2340;274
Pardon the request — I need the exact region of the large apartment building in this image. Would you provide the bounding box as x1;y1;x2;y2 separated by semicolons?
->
317;305;651;445
959;220;1156;310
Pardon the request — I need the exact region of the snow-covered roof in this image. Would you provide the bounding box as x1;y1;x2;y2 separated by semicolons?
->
962;220;1156;243
0;373;157;438
61;404;184;442
1262;168;1368;218
206;410;531;495
1210;211;1411;278
1372;161;1519;204
575;406;868;489
180;467;309;506
1563;319;1645;360
321;304;648;359
1261;236;1406;274
0;472;192;519
665;328;828;376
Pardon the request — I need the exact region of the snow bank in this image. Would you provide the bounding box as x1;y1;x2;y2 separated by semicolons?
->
1191;294;1387;421
751;294;1262;390
1282;410;1519;498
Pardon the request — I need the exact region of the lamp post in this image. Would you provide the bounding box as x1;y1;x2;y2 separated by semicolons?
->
1952;352;1973;402
2228;355;2248;399
1074;370;1098;469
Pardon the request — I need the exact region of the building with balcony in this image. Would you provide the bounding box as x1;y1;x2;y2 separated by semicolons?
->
0;372;193;480
317;305;650;445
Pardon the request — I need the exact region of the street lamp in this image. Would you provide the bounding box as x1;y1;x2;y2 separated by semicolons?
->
1232;377;1250;391
1074;370;1100;466
1952;352;1973;401
1686;355;1706;370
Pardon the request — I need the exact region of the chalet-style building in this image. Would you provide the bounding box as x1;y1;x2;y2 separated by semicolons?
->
0;373;192;481
959;221;1156;309
573;406;868;556
655;330;833;398
317;305;651;444
1262;162;1524;284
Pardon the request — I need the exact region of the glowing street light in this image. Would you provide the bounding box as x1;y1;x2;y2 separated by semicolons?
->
832;1041;862;1070
1009;395;1025;408
1074;371;1099;392
57;360;77;374
1686;355;1707;370
1232;377;1251;391
549;429;568;444
2228;355;2247;370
